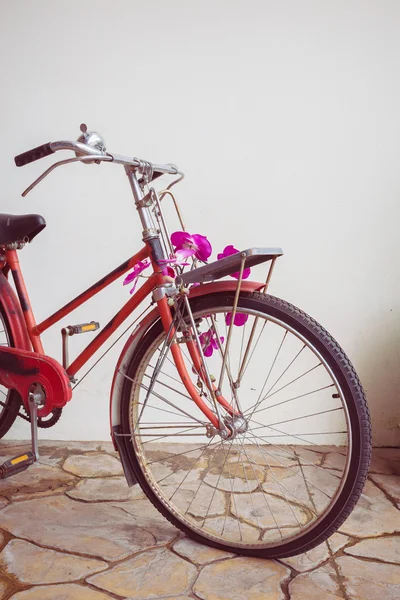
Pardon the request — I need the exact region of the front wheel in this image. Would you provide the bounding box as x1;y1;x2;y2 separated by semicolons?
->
119;291;371;558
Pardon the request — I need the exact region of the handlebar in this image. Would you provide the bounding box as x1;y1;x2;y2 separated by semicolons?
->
14;135;179;177
15;143;54;167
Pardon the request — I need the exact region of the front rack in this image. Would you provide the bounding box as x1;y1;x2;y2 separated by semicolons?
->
180;247;283;285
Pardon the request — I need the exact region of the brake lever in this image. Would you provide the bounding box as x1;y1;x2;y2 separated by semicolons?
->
21;155;113;197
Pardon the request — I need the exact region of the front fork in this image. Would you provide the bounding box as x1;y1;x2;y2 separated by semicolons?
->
155;292;235;438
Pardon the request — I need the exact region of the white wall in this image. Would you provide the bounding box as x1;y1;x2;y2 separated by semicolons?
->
0;0;399;445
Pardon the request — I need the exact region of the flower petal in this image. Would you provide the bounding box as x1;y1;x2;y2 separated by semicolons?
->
217;245;239;261
225;312;249;326
175;248;196;264
123;261;150;293
171;231;193;246
230;266;251;280
192;234;212;261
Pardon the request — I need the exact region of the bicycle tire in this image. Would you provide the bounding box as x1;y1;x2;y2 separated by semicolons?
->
119;291;371;558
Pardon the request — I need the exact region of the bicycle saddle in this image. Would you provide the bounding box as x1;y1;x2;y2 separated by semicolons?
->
0;213;46;246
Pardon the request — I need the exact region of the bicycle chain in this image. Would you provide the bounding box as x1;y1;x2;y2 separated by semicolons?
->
21;404;63;428
0;398;62;428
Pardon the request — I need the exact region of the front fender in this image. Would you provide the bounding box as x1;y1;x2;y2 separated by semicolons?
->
109;279;264;443
0;272;31;351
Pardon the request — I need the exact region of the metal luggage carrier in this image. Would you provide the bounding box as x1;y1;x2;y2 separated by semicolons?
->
180;247;283;285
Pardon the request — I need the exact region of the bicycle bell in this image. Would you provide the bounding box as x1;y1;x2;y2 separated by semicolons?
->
76;123;106;162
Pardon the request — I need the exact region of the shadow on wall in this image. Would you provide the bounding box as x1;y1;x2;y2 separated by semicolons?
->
356;315;400;447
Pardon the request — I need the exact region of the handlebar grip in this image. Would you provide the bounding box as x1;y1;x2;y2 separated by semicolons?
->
14;143;54;167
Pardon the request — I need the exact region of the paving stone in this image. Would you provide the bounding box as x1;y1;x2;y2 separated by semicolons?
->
339;480;400;537
0;441;30;456
204;461;265;492
0;462;77;500
11;583;114;599
39;441;103;452
194;556;290;600
184;484;226;519
110;498;179;545
0;530;5;546
262;465;341;514
143;481;226;520
88;547;197;598
288;564;343;599
146;442;209;472
369;448;400;475
281;533;349;572
0;580;8;598
99;441;118;454
37;454;65;467
0;538;107;584
66;477;145;502
344;536;400;564
0;496;8;510
0;495;171;561
62;453;123;477
241;444;298;468
322;452;347;470
0;440;101;454
157;466;202;487
294;446;325;466
173;536;235;564
337;555;400;600
369;474;400;507
205;516;260;542
263;527;298;542
232;490;309;529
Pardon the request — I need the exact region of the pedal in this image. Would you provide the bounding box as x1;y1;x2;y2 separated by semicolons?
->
64;321;100;335
0;452;35;479
0;385;41;480
62;321;100;369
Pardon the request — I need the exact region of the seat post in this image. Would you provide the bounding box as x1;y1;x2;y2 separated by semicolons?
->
6;249;44;354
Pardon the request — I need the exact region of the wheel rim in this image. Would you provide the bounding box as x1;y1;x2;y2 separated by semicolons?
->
127;303;352;550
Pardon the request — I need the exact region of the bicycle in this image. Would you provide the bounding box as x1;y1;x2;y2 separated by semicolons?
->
0;124;371;558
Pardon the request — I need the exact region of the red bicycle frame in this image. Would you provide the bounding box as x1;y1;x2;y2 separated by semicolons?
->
2;241;249;430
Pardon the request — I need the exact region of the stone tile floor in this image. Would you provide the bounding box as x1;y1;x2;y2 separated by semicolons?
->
0;441;399;599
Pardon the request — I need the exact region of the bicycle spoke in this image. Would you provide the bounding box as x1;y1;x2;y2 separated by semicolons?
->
121;371;207;425
251;384;335;417
167;437;223;500
199;439;236;527
147;439;222;466
247;331;288;420
248;425;344;478
245;434;317;519
245;431;334;500
258;363;323;406
238;438;284;538
237;315;269;386
265;345;305;396
254;406;343;429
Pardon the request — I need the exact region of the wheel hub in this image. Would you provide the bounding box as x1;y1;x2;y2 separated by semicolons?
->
223;413;248;437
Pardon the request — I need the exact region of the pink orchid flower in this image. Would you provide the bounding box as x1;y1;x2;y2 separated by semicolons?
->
226;312;249;327
123;260;150;294
199;328;225;358
217;245;251;280
171;231;212;263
